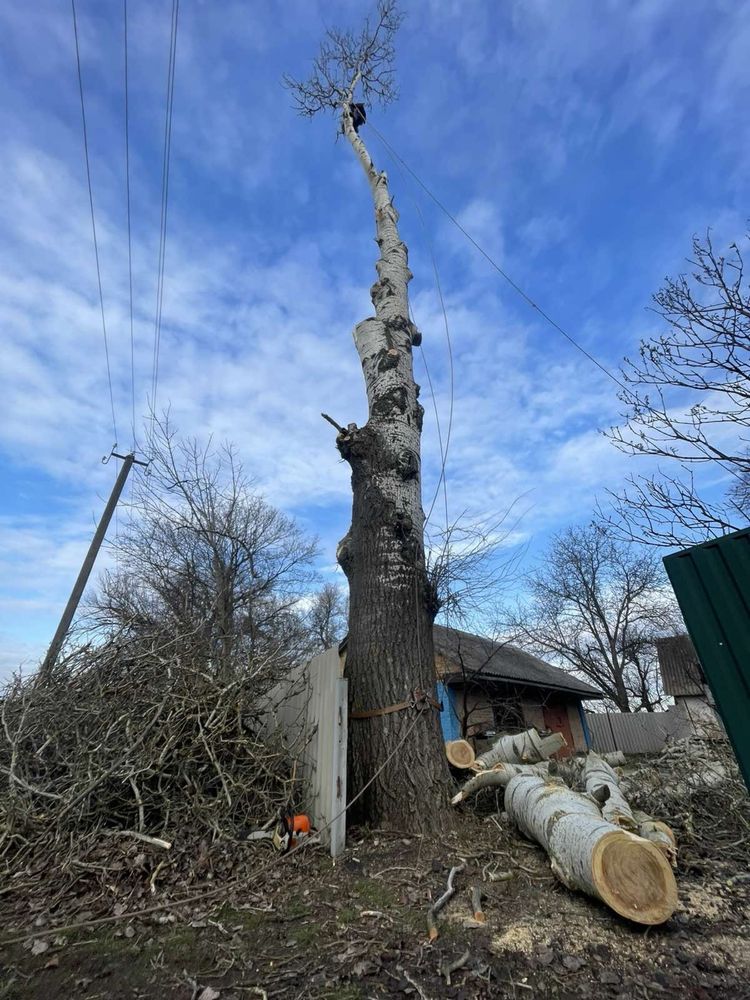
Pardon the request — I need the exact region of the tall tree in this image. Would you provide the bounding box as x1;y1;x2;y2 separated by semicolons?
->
286;1;452;831
605;230;750;546
504;525;681;712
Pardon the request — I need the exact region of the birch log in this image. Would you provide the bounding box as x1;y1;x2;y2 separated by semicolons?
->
445;739;475;769
504;775;678;925
451;762;548;804
475;728;566;769
583;753;638;831
633;810;678;867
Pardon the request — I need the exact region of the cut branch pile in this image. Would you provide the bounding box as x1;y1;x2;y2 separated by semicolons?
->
0;639;309;913
620;737;749;870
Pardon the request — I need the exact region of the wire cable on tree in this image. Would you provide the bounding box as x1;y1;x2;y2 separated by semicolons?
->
71;0;119;445
369;122;627;392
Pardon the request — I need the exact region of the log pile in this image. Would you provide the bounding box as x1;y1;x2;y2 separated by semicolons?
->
505;773;677;925
451;733;680;925
445;727;566;771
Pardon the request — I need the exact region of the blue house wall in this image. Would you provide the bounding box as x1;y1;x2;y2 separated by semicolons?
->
437;681;462;741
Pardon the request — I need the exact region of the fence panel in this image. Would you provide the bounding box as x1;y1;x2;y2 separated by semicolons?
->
259;647;347;856
585;709;689;755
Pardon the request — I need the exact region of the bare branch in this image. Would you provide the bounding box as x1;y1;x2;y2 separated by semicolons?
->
607;228;750;545
284;0;403;120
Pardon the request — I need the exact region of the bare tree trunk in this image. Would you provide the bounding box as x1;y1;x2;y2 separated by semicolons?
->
335;106;451;831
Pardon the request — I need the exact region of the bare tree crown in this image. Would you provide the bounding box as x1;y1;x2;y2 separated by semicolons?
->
605;230;750;546
283;0;403;118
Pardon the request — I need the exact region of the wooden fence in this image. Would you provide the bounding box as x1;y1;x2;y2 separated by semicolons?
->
260;647;348;857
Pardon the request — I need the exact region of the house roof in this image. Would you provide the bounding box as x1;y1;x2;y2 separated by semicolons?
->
433;625;603;699
655;634;705;697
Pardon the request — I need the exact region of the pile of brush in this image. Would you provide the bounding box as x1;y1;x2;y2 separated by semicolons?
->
621;737;750;871
0;637;308;913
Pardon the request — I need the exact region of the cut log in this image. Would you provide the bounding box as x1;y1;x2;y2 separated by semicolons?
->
633;810;678;868
504;774;678;925
451;762;548;804
445;739;475;769
583;753;638;832
475;728;566;769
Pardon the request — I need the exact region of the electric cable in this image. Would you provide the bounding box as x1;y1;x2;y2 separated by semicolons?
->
71;0;119;445
369;123;627;392
148;0;179;457
124;0;136;451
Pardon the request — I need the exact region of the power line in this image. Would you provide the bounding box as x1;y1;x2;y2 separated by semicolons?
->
71;0;119;444
124;0;136;451
148;0;180;456
368;123;627;393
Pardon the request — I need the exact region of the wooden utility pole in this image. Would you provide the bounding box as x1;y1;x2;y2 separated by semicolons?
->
38;452;145;683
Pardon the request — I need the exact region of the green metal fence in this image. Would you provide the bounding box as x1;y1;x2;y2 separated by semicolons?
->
663;527;750;790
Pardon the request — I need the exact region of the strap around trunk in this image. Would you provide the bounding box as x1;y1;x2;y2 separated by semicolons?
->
350;687;442;720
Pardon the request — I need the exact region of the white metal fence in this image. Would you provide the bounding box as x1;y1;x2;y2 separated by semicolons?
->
260;647;348;856
585;708;689;754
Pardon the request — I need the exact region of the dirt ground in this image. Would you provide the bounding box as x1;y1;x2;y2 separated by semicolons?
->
1;813;748;1000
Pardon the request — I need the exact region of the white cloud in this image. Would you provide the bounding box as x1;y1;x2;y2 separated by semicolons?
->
1;0;747;680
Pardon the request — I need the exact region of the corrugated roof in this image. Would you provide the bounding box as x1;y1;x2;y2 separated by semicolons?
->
655;634;704;697
434;625;603;699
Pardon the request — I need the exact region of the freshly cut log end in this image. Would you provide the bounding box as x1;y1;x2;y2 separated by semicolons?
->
592;831;679;926
504;774;678;926
445;739;475;769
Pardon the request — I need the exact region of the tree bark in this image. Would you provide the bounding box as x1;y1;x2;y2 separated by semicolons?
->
583;752;638;831
336;105;451;832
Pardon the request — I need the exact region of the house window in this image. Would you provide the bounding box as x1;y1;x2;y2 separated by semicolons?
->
492;698;525;734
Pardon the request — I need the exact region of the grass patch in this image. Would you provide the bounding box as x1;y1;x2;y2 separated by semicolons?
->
349;879;398;909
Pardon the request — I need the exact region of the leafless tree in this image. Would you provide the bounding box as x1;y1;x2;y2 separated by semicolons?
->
503;524;682;712
286;1;453;831
90;416;318;681
604;230;750;546
306;582;348;651
427;502;528;630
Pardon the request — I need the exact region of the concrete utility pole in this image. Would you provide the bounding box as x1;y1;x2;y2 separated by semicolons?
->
38;452;145;683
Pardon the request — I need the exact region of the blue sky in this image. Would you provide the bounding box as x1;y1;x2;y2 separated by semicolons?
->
1;0;749;679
